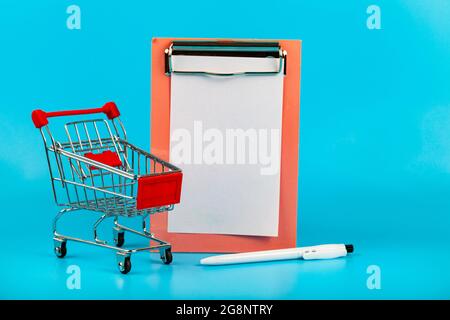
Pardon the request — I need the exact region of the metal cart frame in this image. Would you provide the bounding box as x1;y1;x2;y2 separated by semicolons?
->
32;102;183;274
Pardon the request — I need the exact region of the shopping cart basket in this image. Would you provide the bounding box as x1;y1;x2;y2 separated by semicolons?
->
32;102;183;274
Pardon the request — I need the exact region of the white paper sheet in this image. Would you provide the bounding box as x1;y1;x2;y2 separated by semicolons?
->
168;55;284;236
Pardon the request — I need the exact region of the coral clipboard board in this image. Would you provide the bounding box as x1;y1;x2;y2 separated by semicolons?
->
150;37;301;253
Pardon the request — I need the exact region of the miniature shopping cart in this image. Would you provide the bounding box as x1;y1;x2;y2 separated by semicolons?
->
32;102;182;274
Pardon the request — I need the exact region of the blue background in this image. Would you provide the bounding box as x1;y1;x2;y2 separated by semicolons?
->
0;0;449;299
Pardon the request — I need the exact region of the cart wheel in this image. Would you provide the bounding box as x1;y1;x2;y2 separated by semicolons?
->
114;231;125;248
54;241;67;258
161;248;173;265
118;256;131;274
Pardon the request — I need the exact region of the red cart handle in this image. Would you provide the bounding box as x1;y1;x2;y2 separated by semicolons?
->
32;102;120;128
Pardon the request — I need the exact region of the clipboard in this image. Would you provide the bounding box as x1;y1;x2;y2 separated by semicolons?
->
150;38;301;252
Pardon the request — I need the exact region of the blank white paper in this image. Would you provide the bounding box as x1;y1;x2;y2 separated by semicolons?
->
168;55;284;236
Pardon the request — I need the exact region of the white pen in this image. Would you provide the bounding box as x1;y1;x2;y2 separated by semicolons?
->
200;244;354;266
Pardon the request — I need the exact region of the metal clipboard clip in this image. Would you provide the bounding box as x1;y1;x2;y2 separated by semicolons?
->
164;41;287;77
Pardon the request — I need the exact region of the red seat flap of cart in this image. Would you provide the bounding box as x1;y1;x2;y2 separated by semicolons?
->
84;150;123;170
136;172;183;210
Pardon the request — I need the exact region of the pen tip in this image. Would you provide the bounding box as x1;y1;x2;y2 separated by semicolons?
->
345;244;354;253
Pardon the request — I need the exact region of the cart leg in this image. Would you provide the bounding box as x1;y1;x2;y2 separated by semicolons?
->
93;214;108;244
52;208;75;258
53;207;77;235
141;213;153;236
116;252;132;274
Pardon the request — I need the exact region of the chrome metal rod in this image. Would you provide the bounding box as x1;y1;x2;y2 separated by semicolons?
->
93;214;108;244
53;233;169;254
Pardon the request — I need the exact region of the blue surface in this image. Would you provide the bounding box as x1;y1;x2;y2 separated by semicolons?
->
1;0;450;299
